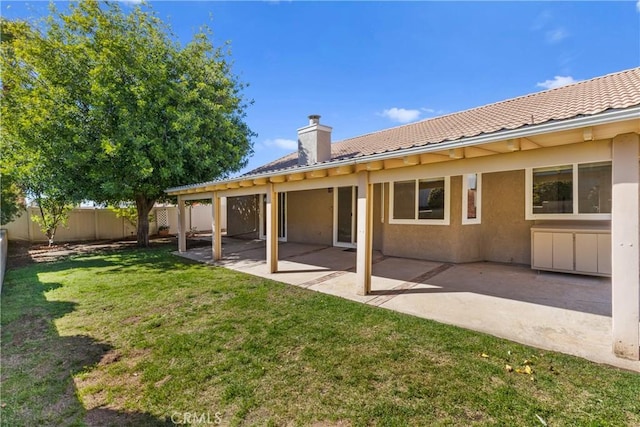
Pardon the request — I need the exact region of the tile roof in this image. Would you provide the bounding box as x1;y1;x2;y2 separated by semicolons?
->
248;67;640;176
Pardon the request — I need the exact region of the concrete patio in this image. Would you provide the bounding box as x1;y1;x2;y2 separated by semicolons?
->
176;237;640;372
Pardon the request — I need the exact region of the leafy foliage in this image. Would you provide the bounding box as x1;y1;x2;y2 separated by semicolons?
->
30;195;73;247
0;171;25;225
107;204;154;229
532;181;573;206
426;187;444;209
1;1;254;247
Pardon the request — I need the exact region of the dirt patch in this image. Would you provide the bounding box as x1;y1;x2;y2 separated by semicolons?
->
98;351;122;367
5;234;215;270
6;237;179;269
4;313;51;346
75;349;148;412
0;353;25;378
310;421;352;427
122;315;142;325
124;348;153;368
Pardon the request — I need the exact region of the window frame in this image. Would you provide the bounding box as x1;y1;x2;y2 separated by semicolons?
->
525;161;612;220
259;192;287;241
389;176;450;225
462;173;482;225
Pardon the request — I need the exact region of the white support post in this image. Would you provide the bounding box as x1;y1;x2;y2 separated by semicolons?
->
356;171;373;295
212;193;222;261
266;184;279;273
611;132;640;360
177;195;187;253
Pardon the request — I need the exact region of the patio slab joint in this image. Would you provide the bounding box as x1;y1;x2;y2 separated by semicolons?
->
367;263;453;306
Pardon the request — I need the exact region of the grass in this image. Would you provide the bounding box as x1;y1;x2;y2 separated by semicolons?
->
1;246;639;426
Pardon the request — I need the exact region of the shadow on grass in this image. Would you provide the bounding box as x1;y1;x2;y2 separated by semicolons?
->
12;246;204;281
6;237;205;273
0;263;173;426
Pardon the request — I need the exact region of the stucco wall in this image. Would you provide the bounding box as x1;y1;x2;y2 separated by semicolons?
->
287;189;333;245
481;170;533;264
221;169;533;263
226;195;259;238
380;171;532;264
382;175;483;263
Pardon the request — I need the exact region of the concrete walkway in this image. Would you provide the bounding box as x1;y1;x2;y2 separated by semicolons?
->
176;237;640;372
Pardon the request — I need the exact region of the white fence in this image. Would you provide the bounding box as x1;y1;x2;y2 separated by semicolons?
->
2;203;223;243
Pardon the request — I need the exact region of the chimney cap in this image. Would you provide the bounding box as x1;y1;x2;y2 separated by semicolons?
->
308;114;321;125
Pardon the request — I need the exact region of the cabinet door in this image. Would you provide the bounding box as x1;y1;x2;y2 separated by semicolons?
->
552;233;574;271
597;234;612;275
575;233;598;273
532;232;553;269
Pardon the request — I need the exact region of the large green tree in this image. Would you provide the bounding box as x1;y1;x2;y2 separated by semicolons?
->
1;17;72;234
0;171;25;226
1;1;254;246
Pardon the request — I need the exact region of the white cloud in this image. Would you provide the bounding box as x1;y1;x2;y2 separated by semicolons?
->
531;10;552;31
536;75;578;90
637;0;640;12
263;138;297;150
421;107;446;116
532;12;569;44
545;27;568;43
380;107;421;123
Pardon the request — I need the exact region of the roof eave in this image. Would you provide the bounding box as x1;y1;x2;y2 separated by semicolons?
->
166;106;640;195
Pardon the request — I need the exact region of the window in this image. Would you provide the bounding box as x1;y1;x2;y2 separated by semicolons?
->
578;162;611;214
527;161;611;219
390;177;450;224
532;165;573;214
462;173;481;224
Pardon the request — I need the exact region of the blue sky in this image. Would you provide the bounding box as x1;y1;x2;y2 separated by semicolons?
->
3;1;640;177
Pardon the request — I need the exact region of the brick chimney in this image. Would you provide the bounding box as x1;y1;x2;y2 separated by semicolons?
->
297;115;332;166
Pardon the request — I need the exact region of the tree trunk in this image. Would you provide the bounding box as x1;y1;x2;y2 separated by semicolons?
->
47;229;55;247
135;195;156;248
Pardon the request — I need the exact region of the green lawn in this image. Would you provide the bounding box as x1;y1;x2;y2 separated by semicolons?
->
1;246;639;426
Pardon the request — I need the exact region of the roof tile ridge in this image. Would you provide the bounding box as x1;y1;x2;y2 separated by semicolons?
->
333;67;640;146
246;67;640;174
439;67;640;113
514;66;640;98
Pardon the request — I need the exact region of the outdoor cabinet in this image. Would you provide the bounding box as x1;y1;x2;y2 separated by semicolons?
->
531;225;611;277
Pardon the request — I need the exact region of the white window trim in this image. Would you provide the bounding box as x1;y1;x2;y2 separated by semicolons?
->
259;193;288;242
278;192;287;242
462;173;482;225
525;162;611;221
389;177;450;225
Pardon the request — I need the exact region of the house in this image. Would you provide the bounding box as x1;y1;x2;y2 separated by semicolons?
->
166;67;640;362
